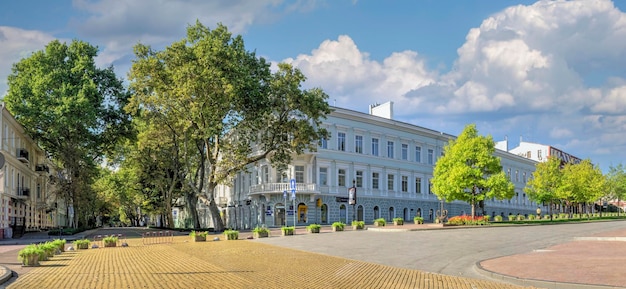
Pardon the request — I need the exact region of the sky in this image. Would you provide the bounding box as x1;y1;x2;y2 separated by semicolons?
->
1;0;626;172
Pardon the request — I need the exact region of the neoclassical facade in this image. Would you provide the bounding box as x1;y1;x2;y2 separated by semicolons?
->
0;103;60;238
217;103;543;229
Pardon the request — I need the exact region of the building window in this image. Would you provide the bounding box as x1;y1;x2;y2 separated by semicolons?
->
338;169;346;187
523;172;527;183
538;149;542;160
320;137;327;149
515;170;519;182
507;168;511;180
415;177;422;194
337;132;346;151
526;151;531;158
372;172;379;189
415;146;422;163
428;149;434;165
295;165;305;183
319;167;328;186
356;170;363;188
428;179;433;194
355;135;363;154
387;174;394;191
262;166;269;183
372;138;379;156
401;176;408;192
387;141;394;158
401;144;408;160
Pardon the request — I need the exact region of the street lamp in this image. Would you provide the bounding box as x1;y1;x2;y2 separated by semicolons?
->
348;179;356;223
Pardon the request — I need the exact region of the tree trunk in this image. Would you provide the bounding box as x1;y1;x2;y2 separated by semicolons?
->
185;192;200;228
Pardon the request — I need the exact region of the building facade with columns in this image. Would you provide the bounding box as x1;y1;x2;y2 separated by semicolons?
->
0;103;61;238
217;103;543;229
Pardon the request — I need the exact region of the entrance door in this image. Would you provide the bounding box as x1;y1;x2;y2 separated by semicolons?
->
321;204;328;224
339;205;346;223
275;204;285;226
357;205;363;221
298;203;307;223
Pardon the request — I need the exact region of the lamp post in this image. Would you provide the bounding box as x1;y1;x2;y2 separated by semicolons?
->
283;190;287;227
349;179;356;223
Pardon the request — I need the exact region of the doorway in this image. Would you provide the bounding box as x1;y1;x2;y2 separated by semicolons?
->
275;203;285;226
298;203;307;223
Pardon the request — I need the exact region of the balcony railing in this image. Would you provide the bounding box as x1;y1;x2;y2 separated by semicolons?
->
17;149;29;163
35;164;50;173
250;183;319;195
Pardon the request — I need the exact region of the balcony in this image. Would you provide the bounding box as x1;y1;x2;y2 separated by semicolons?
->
35;164;50;173
16;149;29;163
249;183;320;196
16;187;30;199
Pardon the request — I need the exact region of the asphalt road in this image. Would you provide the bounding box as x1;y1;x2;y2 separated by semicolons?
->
255;220;626;281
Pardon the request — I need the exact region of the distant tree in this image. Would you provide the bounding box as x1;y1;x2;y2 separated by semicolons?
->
432;124;514;218
127;22;330;231
524;156;564;219
561;159;606;216
606;163;626;215
4;39;132;227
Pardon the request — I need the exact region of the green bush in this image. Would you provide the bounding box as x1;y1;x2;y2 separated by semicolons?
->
18;245;43;266
224;229;239;240
392;217;404;225
483;215;491;222
494;215;503;222
516;214;525;221
413;216;424;224
252;226;270;238
332;222;346;231
52;239;66;252
281;226;295;236
528;214;536;220
351;220;365;229
559;213;568;219
73;239;90;250
507;214;515;221
373;218;386;226
103;235;118;246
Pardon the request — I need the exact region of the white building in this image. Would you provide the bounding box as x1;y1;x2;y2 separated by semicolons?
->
218;103;543;229
497;138;582;165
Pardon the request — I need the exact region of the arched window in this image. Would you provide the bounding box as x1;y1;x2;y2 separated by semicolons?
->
374;206;380;219
388;207;394;221
357;205;364;221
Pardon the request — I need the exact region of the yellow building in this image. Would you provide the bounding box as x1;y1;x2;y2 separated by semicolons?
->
0;103;61;238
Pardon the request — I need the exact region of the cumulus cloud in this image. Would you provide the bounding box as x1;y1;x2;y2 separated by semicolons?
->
70;0;312;71
0;27;57;96
282;0;626;169
284;35;437;114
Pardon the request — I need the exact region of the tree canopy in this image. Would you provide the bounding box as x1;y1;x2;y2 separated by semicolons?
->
432;124;514;218
127;22;330;230
4;39;132;227
524;155;563;209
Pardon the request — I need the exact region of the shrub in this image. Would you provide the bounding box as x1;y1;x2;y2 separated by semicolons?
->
306;223;321;233
103;236;118;247
413;216;424;224
373;218;386;226
190;230;208;238
559;213;568;219
52;239;66;252
281;226;295;236
528;214;536;220
332;222;346;231
351;220;365;229
18;245;44;266
224;229;239;240
483;215;490;222
516;214;525;221
73;239;90;250
507;214;515;221
447;215;489;226
392;217;404;225
494;215;503;222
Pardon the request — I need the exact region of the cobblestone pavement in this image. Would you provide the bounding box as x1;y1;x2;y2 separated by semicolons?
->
4;234;535;289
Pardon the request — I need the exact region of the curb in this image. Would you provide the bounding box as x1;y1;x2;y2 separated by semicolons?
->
474;260;625;289
0;265;13;285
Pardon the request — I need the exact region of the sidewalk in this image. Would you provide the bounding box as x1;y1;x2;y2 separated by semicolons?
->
0;224;624;288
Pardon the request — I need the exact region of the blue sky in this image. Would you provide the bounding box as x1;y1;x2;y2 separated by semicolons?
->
1;0;626;172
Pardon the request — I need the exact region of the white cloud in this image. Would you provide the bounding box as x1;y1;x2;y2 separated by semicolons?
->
0;27;57;97
284;35;437;114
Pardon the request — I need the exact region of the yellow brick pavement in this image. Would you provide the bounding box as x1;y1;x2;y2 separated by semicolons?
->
8;236;536;289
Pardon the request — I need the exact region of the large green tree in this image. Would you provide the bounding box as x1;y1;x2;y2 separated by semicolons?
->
607;163;626;215
432;124;514;218
524;156;564;218
561;159;606;215
4;39;132;227
127;22;330;231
